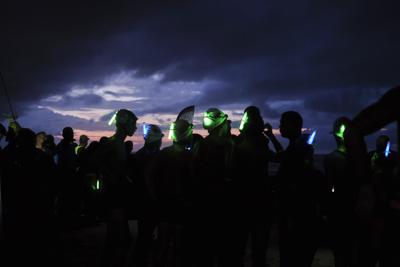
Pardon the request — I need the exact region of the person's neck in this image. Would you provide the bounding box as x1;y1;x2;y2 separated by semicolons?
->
288;134;300;146
114;129;127;142
337;143;347;153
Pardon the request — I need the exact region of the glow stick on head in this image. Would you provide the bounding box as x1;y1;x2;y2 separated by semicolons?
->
385;141;391;157
108;112;117;126
143;123;150;139
307;130;317;145
203;112;214;128
168;123;176;140
239;112;249;131
337;124;346;139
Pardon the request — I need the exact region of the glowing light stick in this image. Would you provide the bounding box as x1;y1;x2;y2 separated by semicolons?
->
336;124;346;139
385;141;391;157
307;130;317;145
168;123;176;140
108;111;117;126
143;123;150;139
239;112;249;131
96;180;100;190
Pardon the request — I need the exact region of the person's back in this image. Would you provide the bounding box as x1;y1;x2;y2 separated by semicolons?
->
2;128;56;265
232;106;282;267
277;111;318;267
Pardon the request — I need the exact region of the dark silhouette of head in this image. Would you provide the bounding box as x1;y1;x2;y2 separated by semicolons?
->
16;128;36;149
144;124;163;149
279;111;303;140
125;140;134;154
240;106;264;135
203;108;229;137
79;135;89;147
376;135;390;153
62;127;74;142
170;119;193;144
100;136;109;145
115;109;138;136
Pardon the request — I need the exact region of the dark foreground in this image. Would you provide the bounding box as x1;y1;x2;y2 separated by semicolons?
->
24;221;333;267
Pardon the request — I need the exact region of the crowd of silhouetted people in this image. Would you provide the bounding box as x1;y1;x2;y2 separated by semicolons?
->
1;87;400;267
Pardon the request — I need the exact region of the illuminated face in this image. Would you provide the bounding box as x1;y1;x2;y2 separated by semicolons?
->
36;133;46;146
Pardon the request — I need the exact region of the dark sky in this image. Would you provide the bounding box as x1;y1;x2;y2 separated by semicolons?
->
1;0;400;151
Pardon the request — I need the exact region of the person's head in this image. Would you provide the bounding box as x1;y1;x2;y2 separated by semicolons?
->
115;109;138;136
125;140;134;154
79;135;89;147
169;119;193;144
144;124;164;148
0;123;6;141
239;106;264;135
16;128;36;149
6;120;21;143
36;131;46;148
45;134;55;145
62;127;74;142
376;135;390;152
332;117;351;145
99;136;109;145
203;108;229;136
279;111;303;140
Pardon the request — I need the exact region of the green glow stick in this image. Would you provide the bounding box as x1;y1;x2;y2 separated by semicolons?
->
108;112;117;126
239;112;248;131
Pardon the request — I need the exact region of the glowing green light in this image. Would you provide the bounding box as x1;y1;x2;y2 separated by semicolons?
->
108;112;117;126
203;112;214;128
168;123;176;140
96;180;100;190
239;112;249;131
336;124;346;139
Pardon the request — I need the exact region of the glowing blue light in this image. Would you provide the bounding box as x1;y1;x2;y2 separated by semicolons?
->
307;130;317;145
385;141;391;157
143;123;150;139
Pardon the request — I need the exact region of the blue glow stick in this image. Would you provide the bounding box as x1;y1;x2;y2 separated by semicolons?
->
143;123;150;139
307;130;317;145
385;141;391;157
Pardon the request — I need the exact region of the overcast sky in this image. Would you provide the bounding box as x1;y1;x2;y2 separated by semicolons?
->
1;0;399;152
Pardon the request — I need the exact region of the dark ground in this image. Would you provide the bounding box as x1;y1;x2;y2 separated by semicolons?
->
52;220;334;267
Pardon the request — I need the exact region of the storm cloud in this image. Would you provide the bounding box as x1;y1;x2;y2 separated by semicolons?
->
1;0;399;151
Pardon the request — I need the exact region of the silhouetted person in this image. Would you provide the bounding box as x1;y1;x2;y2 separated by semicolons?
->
324;117;357;267
55;126;78;223
368;135;397;177
192;108;237;267
1;128;56;266
149;106;202;267
233;106;282;267
36;131;46;151
91;109;138;267
277;111;319;267
131;124;163;267
75;134;89;156
43;134;56;158
344;86;400;267
0;123;7;148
